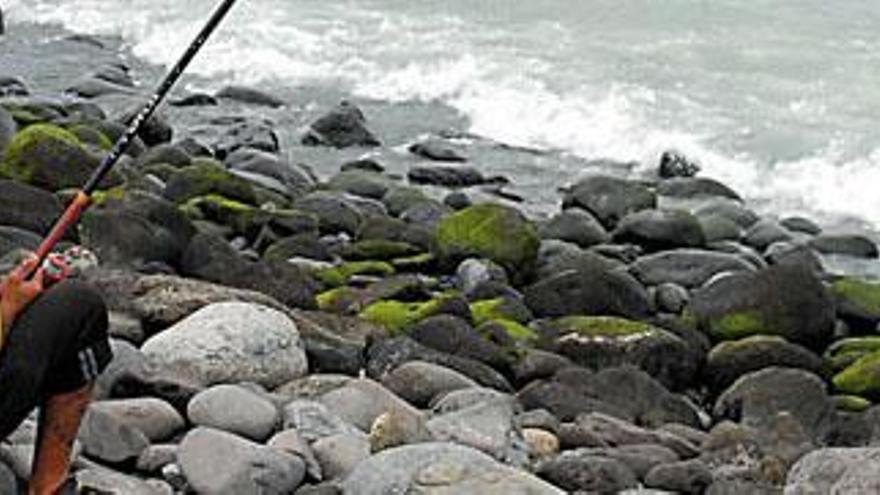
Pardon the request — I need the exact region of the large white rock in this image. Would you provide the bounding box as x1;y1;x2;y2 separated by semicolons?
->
141;302;308;388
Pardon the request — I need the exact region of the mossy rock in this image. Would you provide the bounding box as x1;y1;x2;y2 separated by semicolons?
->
471;297;532;326
477;319;538;345
358;293;466;334
391;252;437;272
710;310;769;341
316;286;364;313
824;337;880;374
540;315;656;339
163;161;257;205
90;186;128;206
334;239;422;261
436;203;539;283
316;261;395;288
831;277;880;330
831;394;873;413
833;349;880;401
0;123;115;191
67;124;114;150
180;194;260;236
143;163;180;182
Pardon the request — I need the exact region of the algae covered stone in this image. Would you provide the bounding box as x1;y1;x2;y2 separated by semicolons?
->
163;161;257;204
831;277;880;329
824;337;880;374
316;261;395;288
0;123;110;191
358;293;465;334
833;349;880;401
436;204;539;282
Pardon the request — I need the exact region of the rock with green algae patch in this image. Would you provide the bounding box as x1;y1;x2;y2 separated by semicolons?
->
833;349;880;401
470;297;533;326
333;239;422;261
477;319;538;346
316;261;395;288
831;277;880;330
703;335;823;394
358;294;465;335
435;203;539;283
824;337;880;374
163;161;257;205
181;194;314;239
831;394;873;413
0;123;119;191
536;315;696;390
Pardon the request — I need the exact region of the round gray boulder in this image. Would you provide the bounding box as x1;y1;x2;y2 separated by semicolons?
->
188;384;280;441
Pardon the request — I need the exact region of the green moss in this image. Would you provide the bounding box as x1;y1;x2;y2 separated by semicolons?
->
436;203;539;279
180;194;262;235
831;277;880;316
833;349;880;400
391;252;436;272
0;124;83;182
832;394;873;413
471;298;530;326
316;261;395;288
480;318;538;343
67;124;114;150
545;315;655;338
164;162;257;205
316;286;362;312
711;310;768;341
338;239;421;261
90;186;127;206
358;293;461;334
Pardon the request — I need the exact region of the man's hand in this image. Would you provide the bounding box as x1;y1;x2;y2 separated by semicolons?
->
0;254;46;334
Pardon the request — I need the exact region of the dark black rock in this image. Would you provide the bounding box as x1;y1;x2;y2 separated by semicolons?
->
781;216;822;235
691;265;836;351
512;349;573;386
534;241;624;286
0;462;16;495
301;102;380;148
407;165;485;187
518;380;624;422
356;216;434;251
586;366;701;428
658;150;700;179
366;336;512;392
694;199;760;228
742;219;793;251
341;159;384;173
537;452;639;493
170;93;219;107
0;227;42;259
408;141;467;162
629;248;756;289
562;175;657;229
645;459;713;494
400;201;452;229
0;77;28;97
264;234;332;262
225;148;315;199
304;338;363;376
134;143;193;168
408;315;512;373
119;107;172;146
657;177;741;201
66;77;135;98
203;116;280;158
180;232;319;310
539;208;610;248
0;180;63;238
809;234;879;259
703;336;824;394
92;63;135;87
443;191;472;210
612;209;705;251
524;265;650;320
294;191;365;236
653;282;690;314
764;242;824;273
216;85;285;108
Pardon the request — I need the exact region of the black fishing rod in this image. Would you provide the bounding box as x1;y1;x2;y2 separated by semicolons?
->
23;0;239;276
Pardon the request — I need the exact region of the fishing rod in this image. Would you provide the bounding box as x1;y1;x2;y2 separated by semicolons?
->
20;0;239;278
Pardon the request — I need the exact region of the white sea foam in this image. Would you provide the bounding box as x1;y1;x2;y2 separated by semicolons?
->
6;0;880;229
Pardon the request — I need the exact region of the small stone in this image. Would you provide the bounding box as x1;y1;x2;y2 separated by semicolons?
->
90;397;184;442
312;432;371;480
523;428;560;459
188;384;280;441
644;459;713;494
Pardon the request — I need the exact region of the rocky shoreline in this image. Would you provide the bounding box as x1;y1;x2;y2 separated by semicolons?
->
2;14;880;495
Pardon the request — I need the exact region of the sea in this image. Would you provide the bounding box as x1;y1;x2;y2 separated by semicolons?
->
4;0;880;232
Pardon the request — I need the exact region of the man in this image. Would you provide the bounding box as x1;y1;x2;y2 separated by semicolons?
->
0;254;112;494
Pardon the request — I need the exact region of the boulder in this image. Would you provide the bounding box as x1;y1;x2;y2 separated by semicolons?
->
294;191;366;236
690;265;836;350
179;427;306;495
340;442;564;494
134;143;192;168
225;148;315;199
535;240;624;280
282;400;361;442
713;367;834;441
630;249;754;289
644;459;713;494
382;361;478;408
0;180;62;237
517;380;622;422
742;219;793;251
694;199;759;228
0;226;40;258
426;396;527;463
833;349;880;401
408;315;513;374
537;451;639;493
698;214;744;243
75;467;169;495
704;335;824;394
163;161;257;204
216;85;285;107
408;165;485;187
408;140;467;162
537;317;696;390
539;208;610;248
524;266;650;320
809;234;879;259
203;115;280;158
566;413;699;458
0;77;27;97
141;302;308;388
301;102;380;148
0;123;112;191
656;177;741;200
118;107;172;146
89;398;184;442
562;175;657;229
319;378;425;433
78;408;150;463
658;150;700;179
436;204;539;282
188;384;280;441
612;209;705;251
327;170;390;200
785;447;880;494
311;431;371;480
780;216;822;235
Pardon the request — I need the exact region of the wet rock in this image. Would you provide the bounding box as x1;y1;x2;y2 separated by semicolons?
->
302;102;380;148
613;209;706;251
179;427;306;494
408;165;485;187
518;380;625;422
170;92;219;107
455;258;509;296
536;240;624;280
525;263;650;319
340;442;564;494
202;115;280;158
188;384;280;441
563;175;657;229
657;177;741;200
89;398;184;442
134;143;192;168
654;282;690;314
742;219;793;251
658;150;700;179
698;213;744;243
512;349;573;386
809;234;879;259
216;85;285;107
694;199;760;228
537;451;639;493
539;208;610;248
327;169;390;200
704;336;824;394
227;148;315;198
645;459;713;494
713;367;834;441
408;140;467;162
631;248;756;289
691;265;835;350
141;302;308;388
780;216;822;235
